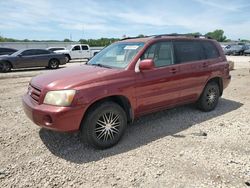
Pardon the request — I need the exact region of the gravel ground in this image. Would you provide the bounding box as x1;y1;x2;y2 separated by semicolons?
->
0;57;250;188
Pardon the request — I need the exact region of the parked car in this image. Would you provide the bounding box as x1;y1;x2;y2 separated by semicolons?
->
0;47;17;56
54;44;101;62
46;47;66;52
224;44;247;55
22;34;231;149
0;49;67;72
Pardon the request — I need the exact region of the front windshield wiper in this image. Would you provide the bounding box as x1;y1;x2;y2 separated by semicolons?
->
89;63;112;69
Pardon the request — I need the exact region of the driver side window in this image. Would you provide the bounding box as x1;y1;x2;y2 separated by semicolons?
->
141;42;174;67
72;46;80;51
22;50;35;56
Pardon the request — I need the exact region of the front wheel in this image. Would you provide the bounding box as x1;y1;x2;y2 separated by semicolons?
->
197;82;220;112
48;59;59;69
0;61;11;73
80;102;127;149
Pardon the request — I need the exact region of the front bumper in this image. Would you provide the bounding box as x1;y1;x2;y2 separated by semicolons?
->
22;94;84;132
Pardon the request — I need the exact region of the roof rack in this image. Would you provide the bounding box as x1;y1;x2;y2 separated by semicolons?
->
120;34;213;41
120;36;151;40
153;33;213;39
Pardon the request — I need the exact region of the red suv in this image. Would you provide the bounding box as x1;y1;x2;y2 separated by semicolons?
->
22;34;231;149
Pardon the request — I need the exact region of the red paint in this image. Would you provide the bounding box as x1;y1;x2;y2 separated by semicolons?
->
22;37;231;132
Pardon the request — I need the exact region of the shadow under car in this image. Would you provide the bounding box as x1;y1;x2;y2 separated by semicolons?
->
39;98;243;164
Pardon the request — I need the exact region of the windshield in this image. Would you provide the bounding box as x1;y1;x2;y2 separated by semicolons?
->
11;50;23;56
88;42;144;68
66;45;72;50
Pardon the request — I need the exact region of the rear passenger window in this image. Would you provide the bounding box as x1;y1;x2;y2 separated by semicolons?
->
141;42;174;67
202;41;220;59
174;41;205;63
81;45;89;50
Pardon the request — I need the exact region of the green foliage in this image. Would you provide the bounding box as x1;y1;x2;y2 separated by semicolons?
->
79;38;120;47
63;38;71;42
205;29;227;42
136;34;146;38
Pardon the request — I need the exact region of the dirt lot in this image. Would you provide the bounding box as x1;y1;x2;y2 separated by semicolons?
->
0;57;250;188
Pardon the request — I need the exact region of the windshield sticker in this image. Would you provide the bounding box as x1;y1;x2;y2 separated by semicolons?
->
124;45;139;50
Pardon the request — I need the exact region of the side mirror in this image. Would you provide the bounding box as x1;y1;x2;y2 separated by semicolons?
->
17;54;22;57
139;59;154;71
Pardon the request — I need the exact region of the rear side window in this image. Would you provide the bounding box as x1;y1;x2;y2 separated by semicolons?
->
202;41;220;59
174;41;205;63
81;45;89;50
35;50;50;55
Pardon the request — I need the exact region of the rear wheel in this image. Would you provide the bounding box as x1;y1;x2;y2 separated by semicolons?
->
65;55;70;63
48;59;59;69
0;61;11;73
80;102;127;149
197;82;220;112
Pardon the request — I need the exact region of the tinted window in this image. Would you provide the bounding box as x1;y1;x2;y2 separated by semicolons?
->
81;45;89;50
35;49;50;55
202;41;220;59
142;42;174;67
22;50;36;56
72;46;80;51
174;41;205;63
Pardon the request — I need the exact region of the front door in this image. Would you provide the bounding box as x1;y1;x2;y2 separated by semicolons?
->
135;41;182;115
71;45;82;59
81;45;91;59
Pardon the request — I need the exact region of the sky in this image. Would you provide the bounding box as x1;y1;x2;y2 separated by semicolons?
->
0;0;250;41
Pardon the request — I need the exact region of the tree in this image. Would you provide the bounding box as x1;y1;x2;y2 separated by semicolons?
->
205;29;227;42
137;34;145;38
63;38;71;42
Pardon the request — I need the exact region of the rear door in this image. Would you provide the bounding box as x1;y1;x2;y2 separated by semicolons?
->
32;49;52;66
81;45;91;59
71;45;82;59
172;40;213;103
135;41;182;115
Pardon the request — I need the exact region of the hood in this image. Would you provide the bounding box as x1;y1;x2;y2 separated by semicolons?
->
54;49;69;53
31;65;122;90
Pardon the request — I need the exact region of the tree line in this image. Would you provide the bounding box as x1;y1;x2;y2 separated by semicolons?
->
1;30;249;47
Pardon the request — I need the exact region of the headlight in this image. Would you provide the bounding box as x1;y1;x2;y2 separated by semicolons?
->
44;90;76;106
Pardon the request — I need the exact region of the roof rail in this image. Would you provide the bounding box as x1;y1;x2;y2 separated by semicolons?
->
120;34;213;41
120;36;151;40
153;33;213;39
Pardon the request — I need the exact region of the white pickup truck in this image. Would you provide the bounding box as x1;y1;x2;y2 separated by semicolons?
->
54;44;101;62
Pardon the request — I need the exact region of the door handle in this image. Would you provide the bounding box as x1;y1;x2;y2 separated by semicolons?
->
169;68;177;73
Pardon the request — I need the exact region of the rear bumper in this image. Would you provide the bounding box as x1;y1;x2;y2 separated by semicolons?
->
22;94;83;132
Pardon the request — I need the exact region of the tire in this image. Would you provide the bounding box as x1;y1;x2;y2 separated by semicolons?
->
0;61;11;73
65;55;70;63
48;59;59;69
197;82;220;112
80;102;127;149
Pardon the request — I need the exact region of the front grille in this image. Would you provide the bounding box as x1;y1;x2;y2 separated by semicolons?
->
28;84;41;103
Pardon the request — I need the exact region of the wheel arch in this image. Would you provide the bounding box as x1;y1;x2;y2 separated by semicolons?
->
0;60;13;68
64;54;71;60
205;77;223;96
80;95;134;129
